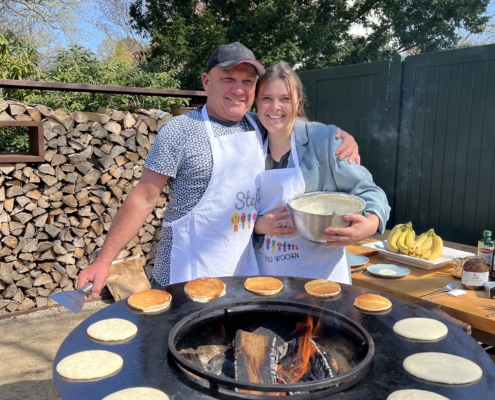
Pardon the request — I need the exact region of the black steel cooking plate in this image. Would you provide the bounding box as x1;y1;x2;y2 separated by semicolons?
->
53;276;495;399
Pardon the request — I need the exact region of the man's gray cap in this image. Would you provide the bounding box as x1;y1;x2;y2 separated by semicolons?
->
206;42;265;76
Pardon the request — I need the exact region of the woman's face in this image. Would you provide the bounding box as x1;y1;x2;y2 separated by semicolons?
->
257;78;299;136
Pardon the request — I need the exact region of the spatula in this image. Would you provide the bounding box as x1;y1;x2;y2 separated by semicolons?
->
49;283;93;313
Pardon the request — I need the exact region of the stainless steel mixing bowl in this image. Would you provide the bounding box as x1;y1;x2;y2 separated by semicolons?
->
287;192;366;243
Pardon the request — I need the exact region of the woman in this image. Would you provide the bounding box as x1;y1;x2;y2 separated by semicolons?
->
253;62;390;284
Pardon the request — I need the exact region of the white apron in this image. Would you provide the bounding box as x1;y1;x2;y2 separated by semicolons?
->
165;106;264;284
255;132;351;284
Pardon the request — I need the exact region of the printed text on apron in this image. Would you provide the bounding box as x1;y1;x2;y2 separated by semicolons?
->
164;106;264;283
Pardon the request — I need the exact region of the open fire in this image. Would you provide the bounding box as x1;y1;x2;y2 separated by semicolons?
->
172;302;372;397
231;315;335;396
277;315;324;384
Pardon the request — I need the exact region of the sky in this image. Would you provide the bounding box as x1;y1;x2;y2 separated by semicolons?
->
62;8;109;56
57;1;495;58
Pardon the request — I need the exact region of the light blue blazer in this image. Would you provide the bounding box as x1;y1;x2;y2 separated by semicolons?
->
254;120;390;248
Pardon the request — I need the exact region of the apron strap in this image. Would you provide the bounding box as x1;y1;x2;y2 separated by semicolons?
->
202;105;215;140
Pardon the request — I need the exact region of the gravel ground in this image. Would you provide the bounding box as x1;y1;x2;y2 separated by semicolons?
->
0;301;111;400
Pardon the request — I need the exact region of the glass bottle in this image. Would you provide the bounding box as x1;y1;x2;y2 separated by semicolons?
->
462;256;490;290
477;230;494;267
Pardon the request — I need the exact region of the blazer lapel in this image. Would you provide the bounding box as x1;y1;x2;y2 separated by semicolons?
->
288;120;308;167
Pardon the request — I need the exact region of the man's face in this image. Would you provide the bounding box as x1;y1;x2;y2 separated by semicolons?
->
202;63;257;122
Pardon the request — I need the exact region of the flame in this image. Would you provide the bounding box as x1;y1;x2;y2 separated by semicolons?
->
278;315;321;384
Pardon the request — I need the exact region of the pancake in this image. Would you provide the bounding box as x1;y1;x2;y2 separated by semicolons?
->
353;293;392;312
403;352;482;385
379;268;398;275
86;318;137;342
102;387;170;399
56;350;123;380
387;389;449;400
244;277;283;295
393;318;448;341
127;289;172;312
184;277;226;303
304;280;341;298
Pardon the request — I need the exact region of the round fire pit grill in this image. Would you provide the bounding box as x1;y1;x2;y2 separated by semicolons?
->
168;300;374;397
53;277;495;399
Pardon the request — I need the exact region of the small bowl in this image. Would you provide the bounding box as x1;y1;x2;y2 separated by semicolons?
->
287;192;366;243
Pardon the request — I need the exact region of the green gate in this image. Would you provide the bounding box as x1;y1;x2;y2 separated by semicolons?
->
299;44;495;245
298;56;402;220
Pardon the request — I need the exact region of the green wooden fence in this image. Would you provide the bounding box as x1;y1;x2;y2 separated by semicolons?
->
299;44;495;245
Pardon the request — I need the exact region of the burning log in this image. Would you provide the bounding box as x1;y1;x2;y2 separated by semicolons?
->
234;329;281;395
277;338;335;385
235;329;278;385
179;344;229;369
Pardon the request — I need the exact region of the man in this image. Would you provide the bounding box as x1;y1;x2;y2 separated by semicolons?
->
77;42;359;297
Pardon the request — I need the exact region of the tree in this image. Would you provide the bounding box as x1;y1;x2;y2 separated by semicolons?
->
0;31;40;80
130;0;490;89
93;0;146;44
0;0;92;69
7;46;187;112
97;37;145;65
458;1;495;46
93;0;148;63
0;0;89;40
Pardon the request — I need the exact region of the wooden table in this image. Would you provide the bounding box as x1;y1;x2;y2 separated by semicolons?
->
348;238;495;346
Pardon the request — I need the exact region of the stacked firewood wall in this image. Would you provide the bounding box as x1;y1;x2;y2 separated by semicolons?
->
0;99;174;314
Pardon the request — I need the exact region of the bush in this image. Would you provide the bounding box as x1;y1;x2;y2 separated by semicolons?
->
0;126;29;153
4;46;188;112
0;31;40;80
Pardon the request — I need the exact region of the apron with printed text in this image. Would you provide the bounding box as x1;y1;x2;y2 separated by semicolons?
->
164;106;264;284
255;132;351;284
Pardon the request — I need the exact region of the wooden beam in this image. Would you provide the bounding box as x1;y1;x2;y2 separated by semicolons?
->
0;79;207;99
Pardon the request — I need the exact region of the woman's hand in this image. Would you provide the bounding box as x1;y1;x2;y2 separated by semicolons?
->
323;214;379;247
254;207;296;236
335;128;360;165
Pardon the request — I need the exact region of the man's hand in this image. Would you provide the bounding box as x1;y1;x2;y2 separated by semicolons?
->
75;167;168;298
323;213;379;247
335;128;360;165
77;260;111;298
254;207;296;236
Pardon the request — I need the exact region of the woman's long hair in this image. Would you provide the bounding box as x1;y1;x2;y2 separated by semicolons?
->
256;61;308;122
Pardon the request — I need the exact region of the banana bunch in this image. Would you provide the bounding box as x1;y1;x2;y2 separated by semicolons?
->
386;224;444;261
386;222;415;254
410;229;443;261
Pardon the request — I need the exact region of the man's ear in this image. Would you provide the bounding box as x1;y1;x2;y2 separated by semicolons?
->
202;73;210;91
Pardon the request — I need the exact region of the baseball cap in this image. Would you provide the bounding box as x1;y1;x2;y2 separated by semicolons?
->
206;42;265;76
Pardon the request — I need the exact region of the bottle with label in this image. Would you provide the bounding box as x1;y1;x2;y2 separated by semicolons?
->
477;230;494;267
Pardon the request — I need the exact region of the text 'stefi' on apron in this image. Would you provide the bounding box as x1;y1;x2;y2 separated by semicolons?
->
165;106;264;283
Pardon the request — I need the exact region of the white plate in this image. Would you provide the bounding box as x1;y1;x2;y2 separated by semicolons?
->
347;253;369;267
361;241;475;270
367;264;410;278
